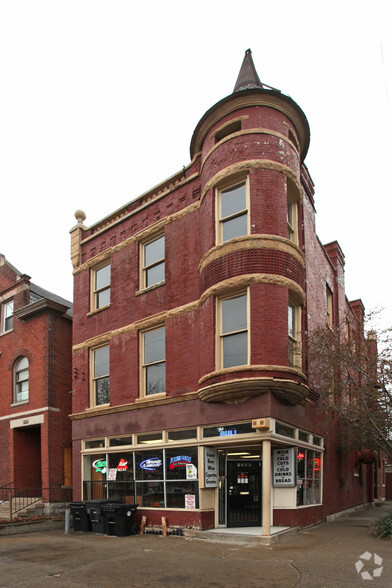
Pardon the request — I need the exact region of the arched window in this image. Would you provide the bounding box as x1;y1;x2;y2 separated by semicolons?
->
14;357;29;403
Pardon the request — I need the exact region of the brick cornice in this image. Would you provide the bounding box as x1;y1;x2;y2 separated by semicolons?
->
197;376;309;405
70;391;198;420
73;201;200;274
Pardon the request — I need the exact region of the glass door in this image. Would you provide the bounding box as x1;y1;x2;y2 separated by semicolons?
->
227;461;262;527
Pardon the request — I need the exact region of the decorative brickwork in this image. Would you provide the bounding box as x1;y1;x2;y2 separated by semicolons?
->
201;247;305;291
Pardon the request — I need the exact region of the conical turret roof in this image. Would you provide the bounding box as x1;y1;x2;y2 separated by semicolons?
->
233;49;264;92
190;50;310;161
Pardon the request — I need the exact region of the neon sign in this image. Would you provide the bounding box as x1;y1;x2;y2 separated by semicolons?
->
170;455;192;469
297;452;305;460
140;458;162;471
117;458;128;471
312;457;320;471
92;459;107;474
218;427;237;437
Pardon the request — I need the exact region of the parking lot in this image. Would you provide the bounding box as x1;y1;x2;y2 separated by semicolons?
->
0;503;391;587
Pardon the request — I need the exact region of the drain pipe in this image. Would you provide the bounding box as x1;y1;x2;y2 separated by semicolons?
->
64;507;70;534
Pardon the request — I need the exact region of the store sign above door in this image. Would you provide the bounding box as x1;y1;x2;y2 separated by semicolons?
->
203;422;254;438
273;447;296;486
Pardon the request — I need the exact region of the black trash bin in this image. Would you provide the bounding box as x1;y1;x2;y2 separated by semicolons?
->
103;503;138;537
85;499;120;534
70;502;91;532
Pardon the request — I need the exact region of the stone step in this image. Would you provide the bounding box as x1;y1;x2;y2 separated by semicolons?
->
0;498;43;519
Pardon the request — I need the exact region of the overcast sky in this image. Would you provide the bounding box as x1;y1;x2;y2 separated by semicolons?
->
1;1;391;330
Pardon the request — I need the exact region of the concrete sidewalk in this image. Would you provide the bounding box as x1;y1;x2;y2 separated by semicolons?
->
0;503;391;587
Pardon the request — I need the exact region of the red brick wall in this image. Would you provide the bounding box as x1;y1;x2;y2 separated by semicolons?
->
70;88;369;525
274;505;323;528
0;267;72;492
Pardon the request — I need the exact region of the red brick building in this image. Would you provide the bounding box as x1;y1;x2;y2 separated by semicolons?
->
0;254;72;513
70;50;384;534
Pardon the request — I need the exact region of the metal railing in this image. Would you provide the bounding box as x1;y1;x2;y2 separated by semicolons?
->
83;481;136;504
0;481;14;502
0;484;72;520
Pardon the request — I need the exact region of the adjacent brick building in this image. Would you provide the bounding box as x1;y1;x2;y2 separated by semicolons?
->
0;254;72;512
70;50;384;535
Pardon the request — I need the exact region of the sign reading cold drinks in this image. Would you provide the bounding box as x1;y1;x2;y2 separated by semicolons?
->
273;447;295;486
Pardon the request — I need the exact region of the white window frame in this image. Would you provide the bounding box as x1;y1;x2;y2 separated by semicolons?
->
216;177;249;244
140;326;166;398
288;301;302;368
141;234;165;290
90;345;110;407
217;290;249;369
287;184;298;245
297;449;322;506
14;356;29;403
2;299;14;332
91;263;111;311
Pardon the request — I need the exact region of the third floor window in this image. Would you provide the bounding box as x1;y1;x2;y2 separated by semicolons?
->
142;235;165;289
217;180;248;243
92;264;111;311
1;299;13;332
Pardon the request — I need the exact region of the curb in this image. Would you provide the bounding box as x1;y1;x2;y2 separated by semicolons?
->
0;519;65;536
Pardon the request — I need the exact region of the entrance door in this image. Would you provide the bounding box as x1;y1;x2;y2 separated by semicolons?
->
227;461;262;527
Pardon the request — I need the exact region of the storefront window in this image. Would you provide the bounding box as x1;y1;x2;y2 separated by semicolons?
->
83;447;200;509
83;454;107;500
136;481;165;507
137;432;163;444
275;422;295;438
135;450;163;481
84;439;105;449
109;436;133;447
107;453;135;503
108;453;134;480
298;431;309;442
166;447;198;480
167;429;197;441
297;449;322;506
166;481;199;508
135;450;164;507
312;435;322;447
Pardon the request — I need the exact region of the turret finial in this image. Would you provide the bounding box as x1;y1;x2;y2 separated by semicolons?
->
233;49;264;92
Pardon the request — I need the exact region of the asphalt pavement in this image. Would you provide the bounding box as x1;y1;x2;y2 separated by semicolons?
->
0;502;391;587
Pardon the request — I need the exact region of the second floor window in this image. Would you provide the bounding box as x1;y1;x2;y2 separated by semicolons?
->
92;264;111;310
14;356;29;403
219;292;248;368
288;302;301;367
142;235;165;289
218;180;248;243
2;299;14;332
91;345;110;406
142;327;165;396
